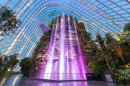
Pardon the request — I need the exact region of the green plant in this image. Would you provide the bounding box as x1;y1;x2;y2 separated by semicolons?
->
114;69;130;85
118;23;130;50
75;20;109;77
96;33;130;85
124;23;130;34
105;33;125;62
0;6;21;35
32;31;51;58
0;53;19;71
88;59;107;76
20;57;33;77
117;23;130;57
0;53;19;80
48;19;55;29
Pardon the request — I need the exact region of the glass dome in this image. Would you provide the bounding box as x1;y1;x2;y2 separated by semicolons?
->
0;0;130;71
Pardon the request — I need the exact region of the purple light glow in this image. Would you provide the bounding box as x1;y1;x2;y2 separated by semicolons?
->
59;13;65;80
37;23;55;79
40;24;50;33
68;15;77;80
44;18;58;79
30;14;89;82
73;17;86;79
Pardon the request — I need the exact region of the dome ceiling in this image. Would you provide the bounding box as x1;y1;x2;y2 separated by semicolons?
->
0;0;130;70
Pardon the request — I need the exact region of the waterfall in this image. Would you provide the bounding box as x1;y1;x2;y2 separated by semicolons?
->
59;13;65;80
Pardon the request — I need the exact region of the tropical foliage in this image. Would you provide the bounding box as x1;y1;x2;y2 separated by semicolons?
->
0;6;21;35
118;23;130;54
20;57;33;77
96;30;130;84
75;18;130;85
75;21;108;76
30;29;52;73
30;16;130;85
0;53;19;80
32;31;51;59
48;19;54;29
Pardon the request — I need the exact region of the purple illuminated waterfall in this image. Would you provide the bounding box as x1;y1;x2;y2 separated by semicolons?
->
73;17;86;79
44;17;59;79
30;14;89;81
59;13;65;79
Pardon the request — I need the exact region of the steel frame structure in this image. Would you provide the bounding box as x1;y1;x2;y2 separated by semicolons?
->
0;0;130;71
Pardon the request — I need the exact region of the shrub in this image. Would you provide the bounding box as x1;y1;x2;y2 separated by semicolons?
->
20;57;33;77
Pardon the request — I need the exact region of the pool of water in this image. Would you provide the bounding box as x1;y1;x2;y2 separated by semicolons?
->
18;79;115;86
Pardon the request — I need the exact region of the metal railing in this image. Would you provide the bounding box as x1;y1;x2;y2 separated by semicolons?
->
29;73;87;80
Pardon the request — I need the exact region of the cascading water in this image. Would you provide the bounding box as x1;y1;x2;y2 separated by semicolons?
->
68;15;74;80
31;13;88;82
73;17;86;79
59;13;65;80
44;17;59;79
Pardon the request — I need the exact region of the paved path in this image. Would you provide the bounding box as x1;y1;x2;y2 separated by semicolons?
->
3;74;23;86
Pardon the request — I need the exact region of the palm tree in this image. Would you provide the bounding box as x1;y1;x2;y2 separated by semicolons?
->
105;33;125;62
119;23;130;45
96;34;112;70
